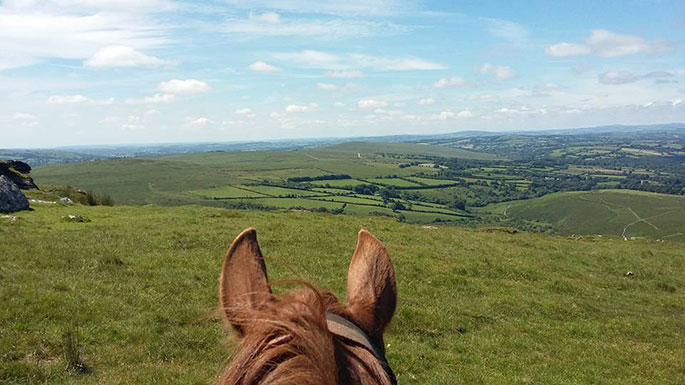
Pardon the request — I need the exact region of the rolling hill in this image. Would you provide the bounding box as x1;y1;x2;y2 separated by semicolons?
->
482;190;685;242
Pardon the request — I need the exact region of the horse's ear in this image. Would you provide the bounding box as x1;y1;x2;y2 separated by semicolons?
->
346;229;397;337
220;228;273;334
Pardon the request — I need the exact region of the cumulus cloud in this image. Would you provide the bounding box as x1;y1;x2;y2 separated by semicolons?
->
545;29;672;57
85;45;169;68
326;70;364;78
248;61;280;72
478;63;517;81
434;76;467;88
0;1;172;70
158;79;210;95
418;97;435;105
285;103;319;112
358;99;387;109
46;94;88;104
235;108;252;114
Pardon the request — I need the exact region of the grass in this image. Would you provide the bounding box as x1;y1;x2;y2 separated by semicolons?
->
365;178;422;187
482;190;685;241
1;203;684;384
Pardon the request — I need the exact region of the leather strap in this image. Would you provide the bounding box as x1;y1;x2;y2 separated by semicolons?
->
325;312;384;360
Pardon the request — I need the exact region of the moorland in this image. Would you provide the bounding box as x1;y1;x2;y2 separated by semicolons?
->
29;125;685;241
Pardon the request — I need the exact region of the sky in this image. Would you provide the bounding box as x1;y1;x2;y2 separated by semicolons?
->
1;0;684;148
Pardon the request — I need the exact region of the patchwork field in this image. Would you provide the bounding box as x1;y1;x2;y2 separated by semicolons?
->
33;143;485;224
2;204;684;384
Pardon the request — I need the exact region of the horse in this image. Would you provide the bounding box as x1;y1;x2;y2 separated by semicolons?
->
218;228;398;385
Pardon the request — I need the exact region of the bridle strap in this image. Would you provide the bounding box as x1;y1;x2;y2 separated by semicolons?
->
325;312;384;359
325;312;397;384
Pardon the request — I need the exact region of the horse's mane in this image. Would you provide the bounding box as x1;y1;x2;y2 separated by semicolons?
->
220;284;393;385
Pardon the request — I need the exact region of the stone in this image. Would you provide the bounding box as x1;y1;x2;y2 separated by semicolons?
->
0;160;38;190
0;175;30;213
60;197;74;204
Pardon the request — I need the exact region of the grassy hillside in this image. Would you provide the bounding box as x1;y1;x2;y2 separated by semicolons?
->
31;144;488;224
482;190;685;241
2;203;684;384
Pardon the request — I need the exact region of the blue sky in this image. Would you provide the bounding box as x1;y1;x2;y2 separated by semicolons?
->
1;0;684;148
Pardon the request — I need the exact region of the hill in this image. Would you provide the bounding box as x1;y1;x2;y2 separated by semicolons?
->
31;143;495;223
482;190;685;241
1;203;684;384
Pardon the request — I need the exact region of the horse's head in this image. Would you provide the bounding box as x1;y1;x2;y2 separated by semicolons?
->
219;228;397;385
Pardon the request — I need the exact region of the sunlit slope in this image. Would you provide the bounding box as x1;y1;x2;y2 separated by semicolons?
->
484;190;685;241
31;144;493;223
1;204;684;384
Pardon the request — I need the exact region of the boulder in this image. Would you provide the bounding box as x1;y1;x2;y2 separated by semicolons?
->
0;175;30;213
0;160;38;190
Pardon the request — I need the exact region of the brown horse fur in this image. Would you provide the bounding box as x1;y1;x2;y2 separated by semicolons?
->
219;228;397;385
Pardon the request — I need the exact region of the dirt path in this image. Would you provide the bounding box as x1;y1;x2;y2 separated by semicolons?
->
303;153;320;160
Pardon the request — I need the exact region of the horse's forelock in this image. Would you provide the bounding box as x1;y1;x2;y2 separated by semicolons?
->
219;286;392;385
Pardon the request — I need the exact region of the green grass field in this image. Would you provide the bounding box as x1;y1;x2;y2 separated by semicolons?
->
482;190;685;241
365;178;422;187
2;204;684;384
32;143;495;224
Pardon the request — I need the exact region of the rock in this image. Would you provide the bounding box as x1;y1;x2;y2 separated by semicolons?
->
0;160;38;190
0;175;30;213
63;214;90;223
60;197;73;204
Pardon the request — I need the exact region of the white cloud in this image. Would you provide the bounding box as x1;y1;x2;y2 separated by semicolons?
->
673;99;682;107
46;94;88;104
333;101;346;107
121;115;144;131
358;99;387;109
418;97;435;105
223;0;415;16
190;117;211;126
0;2;171;70
545;29;672;57
273;50;341;68
223;17;406;39
13;112;38;127
478;63;517;81
326;70;364;78
125;93;176;104
158;79;210;95
434;76;468;88
350;54;444;71
274;50;444;71
248;11;281;23
317;82;338;91
598;71;637;85
457;110;474;118
598;70;675;85
85;45;169;68
248;61;280;72
545;42;591;57
235;108;252;114
285;103;319;112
